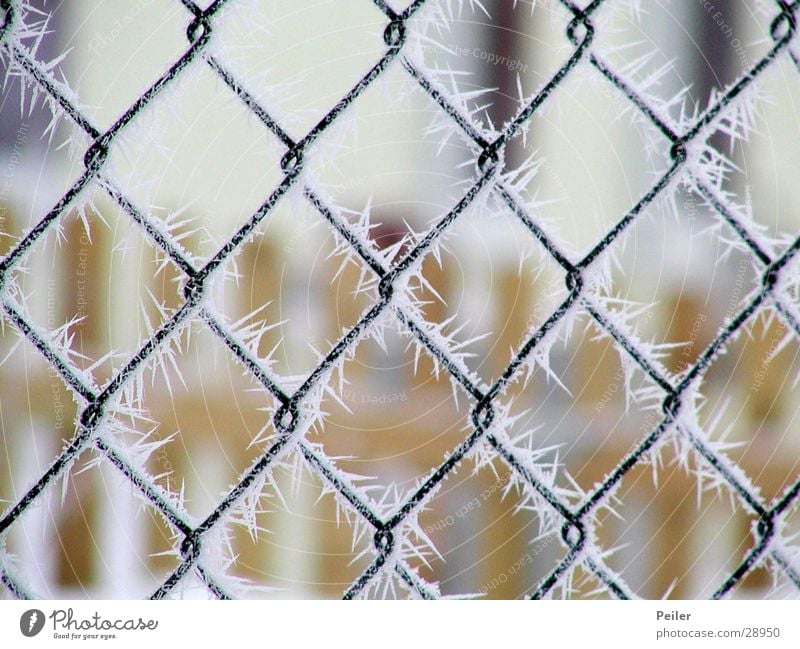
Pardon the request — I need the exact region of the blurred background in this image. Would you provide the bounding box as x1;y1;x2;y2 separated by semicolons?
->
1;0;800;598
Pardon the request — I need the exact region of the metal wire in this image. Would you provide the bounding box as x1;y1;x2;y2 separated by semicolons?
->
1;0;799;600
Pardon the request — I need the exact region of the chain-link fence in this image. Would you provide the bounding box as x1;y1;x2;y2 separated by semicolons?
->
1;0;800;599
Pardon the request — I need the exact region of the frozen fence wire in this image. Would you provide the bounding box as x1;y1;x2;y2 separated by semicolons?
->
0;0;800;599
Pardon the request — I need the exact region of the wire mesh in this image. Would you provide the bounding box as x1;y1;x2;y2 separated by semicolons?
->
1;0;800;600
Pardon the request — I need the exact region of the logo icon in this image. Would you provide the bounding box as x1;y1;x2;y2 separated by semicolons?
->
20;609;45;637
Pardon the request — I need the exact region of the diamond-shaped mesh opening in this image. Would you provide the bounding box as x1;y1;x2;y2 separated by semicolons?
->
208;194;382;380
409;195;568;386
118;325;279;521
517;59;672;259
593;0;774;122
211;0;387;140
0;119;90;260
5;460;99;598
82;463;185;598
592;455;760;599
412;457;567;598
57;0;190;130
309;65;477;231
599;189;761;377
712;57;800;253
312;323;474;509
107;64;286;262
697;310;800;503
3;447;181;598
0;331;78;511
411;0;574;134
6;189;187;388
497;310;667;496
222;461;374;599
